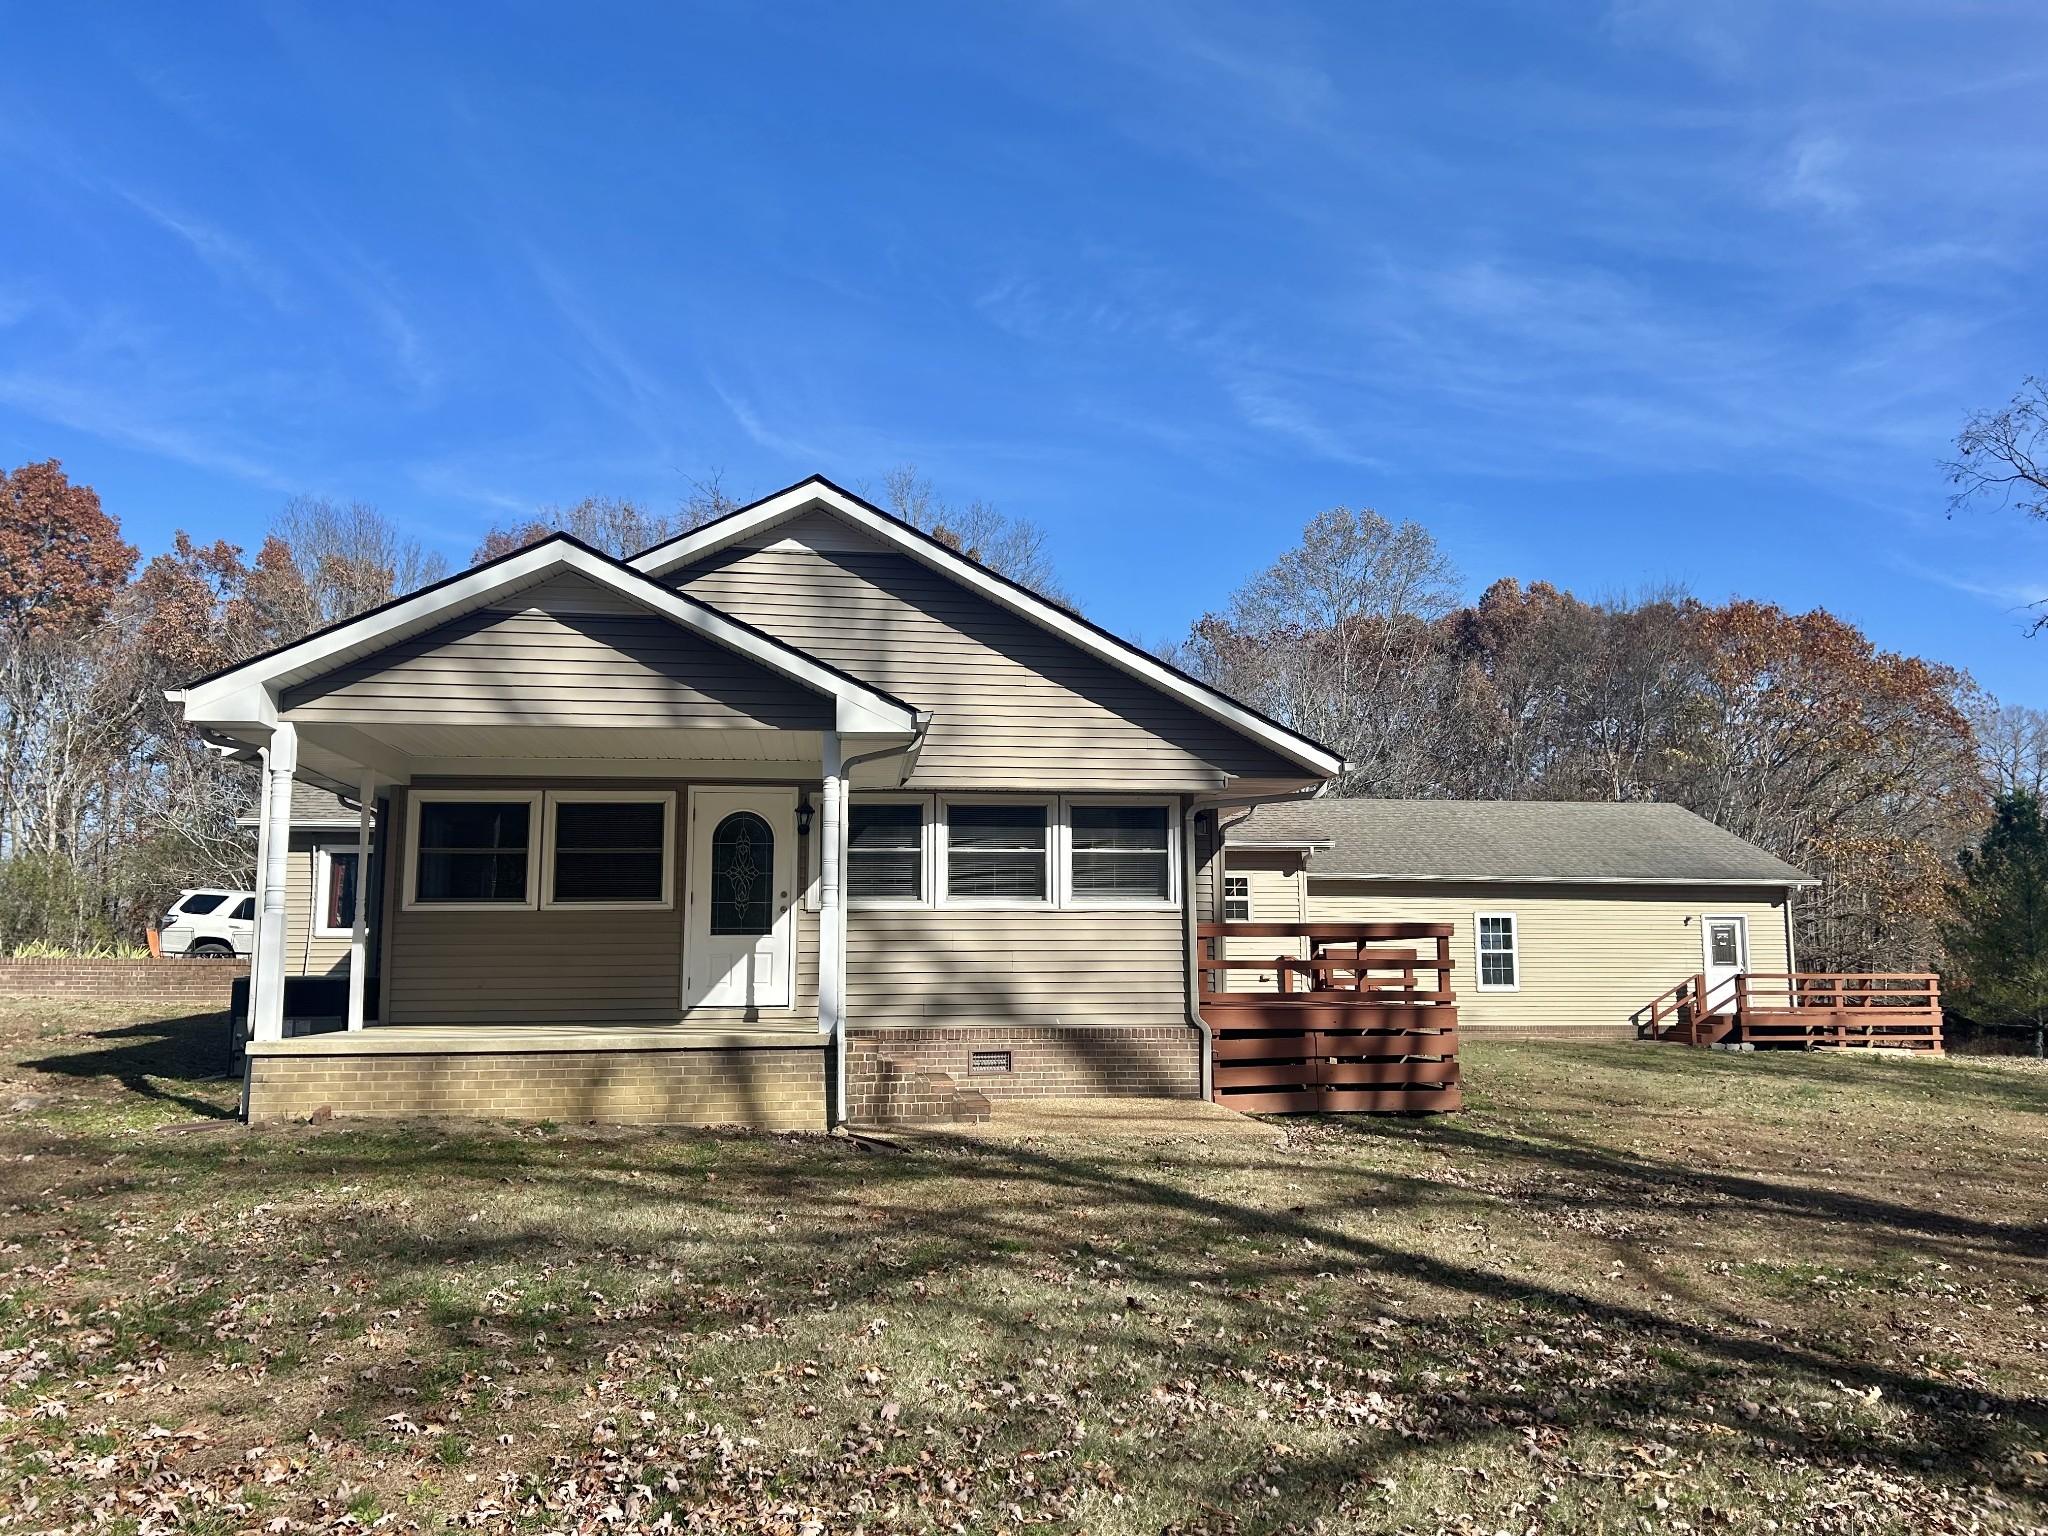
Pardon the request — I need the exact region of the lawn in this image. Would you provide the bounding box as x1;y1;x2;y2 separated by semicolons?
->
1;1000;2046;1535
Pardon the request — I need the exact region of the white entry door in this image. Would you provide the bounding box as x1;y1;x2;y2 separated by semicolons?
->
1701;915;1749;1000
684;787;797;1010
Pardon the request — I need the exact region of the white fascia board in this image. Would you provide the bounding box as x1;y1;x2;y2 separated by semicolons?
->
181;538;917;736
631;482;1345;781
1225;838;1337;852
1304;871;1820;889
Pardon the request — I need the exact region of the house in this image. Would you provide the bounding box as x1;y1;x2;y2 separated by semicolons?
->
1224;798;1814;1042
176;476;1342;1129
234;784;377;978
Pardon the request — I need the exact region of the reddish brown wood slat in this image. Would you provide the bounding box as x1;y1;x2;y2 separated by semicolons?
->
1199;919;1460;1115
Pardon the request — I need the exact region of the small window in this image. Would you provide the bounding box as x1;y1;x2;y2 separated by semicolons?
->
177;892;227;917
1069;804;1171;902
416;799;532;904
1222;875;1251;922
231;897;255;922
1476;914;1518;990
946;803;1049;901
318;850;361;935
848;802;924;901
1708;921;1741;969
550;799;668;905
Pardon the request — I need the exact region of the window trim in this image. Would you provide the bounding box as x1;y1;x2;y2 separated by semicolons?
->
1474;911;1520;993
311;842;367;937
845;793;936;909
402;790;543;912
1060;797;1180;910
937;795;1058;909
540;790;677;911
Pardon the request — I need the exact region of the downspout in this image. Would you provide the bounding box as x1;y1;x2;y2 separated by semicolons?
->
1184;788;1324;1103
821;718;931;1128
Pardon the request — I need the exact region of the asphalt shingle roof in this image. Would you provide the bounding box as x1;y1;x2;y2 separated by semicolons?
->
1227;798;1812;886
236;782;369;827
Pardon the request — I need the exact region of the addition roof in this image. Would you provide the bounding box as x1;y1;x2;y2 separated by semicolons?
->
1228;798;1815;887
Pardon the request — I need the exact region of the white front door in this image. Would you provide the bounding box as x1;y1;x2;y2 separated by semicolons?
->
683;787;797;1010
1702;915;1749;1000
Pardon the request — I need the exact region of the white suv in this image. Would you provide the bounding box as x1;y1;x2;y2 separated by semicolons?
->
160;888;256;959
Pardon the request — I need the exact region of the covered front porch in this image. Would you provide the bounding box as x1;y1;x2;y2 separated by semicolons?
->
177;539;928;1127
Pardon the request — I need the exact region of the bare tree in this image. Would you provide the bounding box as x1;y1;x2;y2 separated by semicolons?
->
273;497;448;624
878;465;1074;607
473;473;744;563
1948;377;2048;630
1176;506;1462;797
1973;697;2048;798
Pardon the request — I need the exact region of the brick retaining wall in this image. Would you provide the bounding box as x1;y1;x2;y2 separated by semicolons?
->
0;958;247;1008
846;1025;1201;1122
246;1045;826;1130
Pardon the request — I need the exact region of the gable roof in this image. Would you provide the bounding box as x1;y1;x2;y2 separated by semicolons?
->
1228;798;1814;887
631;475;1344;781
175;533;921;739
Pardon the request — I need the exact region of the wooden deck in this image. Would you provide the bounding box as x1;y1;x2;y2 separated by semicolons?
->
1635;971;1943;1054
1197;921;1460;1114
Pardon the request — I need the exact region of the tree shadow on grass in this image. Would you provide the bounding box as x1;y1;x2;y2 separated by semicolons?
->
52;1118;2047;1529
21;1008;239;1119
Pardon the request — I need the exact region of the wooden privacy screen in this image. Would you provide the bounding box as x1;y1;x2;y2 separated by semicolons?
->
1196;922;1461;1114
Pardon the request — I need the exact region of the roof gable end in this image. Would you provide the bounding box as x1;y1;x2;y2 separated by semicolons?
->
632;477;1343;780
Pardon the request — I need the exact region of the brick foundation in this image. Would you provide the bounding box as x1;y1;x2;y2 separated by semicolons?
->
246;1045;826;1130
0;957;247;1008
846;1025;1201;1123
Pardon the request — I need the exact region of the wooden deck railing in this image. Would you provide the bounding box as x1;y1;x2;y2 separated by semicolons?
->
1196;922;1460;1114
1635;971;1943;1053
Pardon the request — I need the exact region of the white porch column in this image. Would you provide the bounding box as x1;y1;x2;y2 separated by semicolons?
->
346;767;374;1031
818;731;846;1121
250;723;296;1043
249;746;273;991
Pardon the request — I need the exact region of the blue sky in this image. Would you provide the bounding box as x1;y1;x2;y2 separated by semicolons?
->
3;2;2046;703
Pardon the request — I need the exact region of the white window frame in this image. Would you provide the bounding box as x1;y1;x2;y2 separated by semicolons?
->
1474;911;1520;992
845;793;936;909
1060;797;1180;910
937;796;1058;909
1222;874;1251;922
311;842;367;938
402;789;543;912
540;790;676;911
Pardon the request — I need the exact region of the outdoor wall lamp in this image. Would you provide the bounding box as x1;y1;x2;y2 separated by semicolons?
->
796;795;814;838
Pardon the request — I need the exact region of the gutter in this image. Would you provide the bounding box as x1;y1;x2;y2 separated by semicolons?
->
824;715;932;1127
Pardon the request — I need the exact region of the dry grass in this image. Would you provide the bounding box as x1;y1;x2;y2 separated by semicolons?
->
1;998;2046;1534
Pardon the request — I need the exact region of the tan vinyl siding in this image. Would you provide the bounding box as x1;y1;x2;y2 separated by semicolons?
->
671;514;1311;790
506;572;652;616
1220;851;1307;984
282;831;353;977
1300;876;1796;1032
282;607;831;730
847;908;1186;1028
381;785;819;1029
